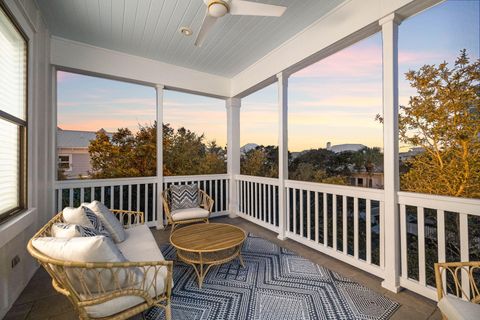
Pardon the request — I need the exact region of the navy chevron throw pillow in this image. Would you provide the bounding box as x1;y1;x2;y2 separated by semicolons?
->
170;184;200;211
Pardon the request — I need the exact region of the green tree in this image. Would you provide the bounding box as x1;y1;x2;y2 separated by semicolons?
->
88;123;226;178
382;50;479;198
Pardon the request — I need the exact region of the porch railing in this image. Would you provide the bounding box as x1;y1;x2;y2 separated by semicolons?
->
284;180;385;278
54;174;480;301
54;174;230;227
398;191;480;300
235;175;280;233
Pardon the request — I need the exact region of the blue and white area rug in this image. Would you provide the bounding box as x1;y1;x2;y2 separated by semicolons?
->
145;234;399;320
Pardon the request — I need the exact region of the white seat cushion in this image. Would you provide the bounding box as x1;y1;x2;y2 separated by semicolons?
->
83;265;165;318
438;295;480;320
171;207;209;221
84;225;170;318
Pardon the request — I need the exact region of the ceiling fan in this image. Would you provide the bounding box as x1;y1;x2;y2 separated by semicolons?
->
195;0;287;47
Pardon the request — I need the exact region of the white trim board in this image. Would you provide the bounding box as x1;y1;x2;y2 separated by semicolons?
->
50;36;231;98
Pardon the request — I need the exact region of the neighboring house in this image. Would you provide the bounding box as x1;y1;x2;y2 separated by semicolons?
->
399;147;424;161
350;172;384;189
57;128;112;180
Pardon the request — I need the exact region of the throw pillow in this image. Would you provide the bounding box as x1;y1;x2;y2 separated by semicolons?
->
51;223;102;238
62;206;111;238
31;236;136;294
170;184;200;212
84;201;126;243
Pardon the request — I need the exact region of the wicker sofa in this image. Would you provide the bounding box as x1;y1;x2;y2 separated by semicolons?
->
435;261;480;319
27;209;173;320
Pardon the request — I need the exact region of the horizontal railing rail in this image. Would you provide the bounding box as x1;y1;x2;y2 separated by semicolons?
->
398;191;480;301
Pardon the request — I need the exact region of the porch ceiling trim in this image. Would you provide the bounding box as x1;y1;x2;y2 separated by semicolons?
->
50;36;231;99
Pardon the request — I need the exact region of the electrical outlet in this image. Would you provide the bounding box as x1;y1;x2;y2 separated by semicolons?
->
11;255;20;269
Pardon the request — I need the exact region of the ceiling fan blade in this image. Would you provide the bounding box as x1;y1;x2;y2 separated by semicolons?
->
195;13;218;47
229;1;286;17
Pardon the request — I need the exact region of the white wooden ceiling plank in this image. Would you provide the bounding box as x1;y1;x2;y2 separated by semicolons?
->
121;0;139;45
200;16;269;74
37;0;348;77
110;0;125;49
167;2;205;66
130;0;152;49
162;0;201;64
153;0;191;60
145;0;177;56
138;0;165;56
97;0;112;44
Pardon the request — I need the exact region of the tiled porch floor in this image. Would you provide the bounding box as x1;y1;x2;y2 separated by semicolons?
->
5;216;442;320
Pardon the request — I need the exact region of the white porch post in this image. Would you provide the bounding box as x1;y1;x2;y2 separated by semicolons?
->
156;84;165;230
277;72;288;240
380;13;402;292
226;98;241;218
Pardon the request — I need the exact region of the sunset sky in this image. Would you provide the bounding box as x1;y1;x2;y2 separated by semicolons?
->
57;0;479;152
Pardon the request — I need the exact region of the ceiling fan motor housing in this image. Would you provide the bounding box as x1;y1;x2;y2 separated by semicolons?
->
208;0;229;18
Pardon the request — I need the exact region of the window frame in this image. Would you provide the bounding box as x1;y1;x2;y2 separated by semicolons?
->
0;2;28;224
58;154;72;172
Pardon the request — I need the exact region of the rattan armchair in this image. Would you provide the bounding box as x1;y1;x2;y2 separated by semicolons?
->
162;187;214;233
434;261;480;319
27;210;173;320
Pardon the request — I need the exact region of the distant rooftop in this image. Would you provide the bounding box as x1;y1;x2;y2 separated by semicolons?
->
57;128;112;149
326;142;366;153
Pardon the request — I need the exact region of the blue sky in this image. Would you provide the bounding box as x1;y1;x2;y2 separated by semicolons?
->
57;0;479;151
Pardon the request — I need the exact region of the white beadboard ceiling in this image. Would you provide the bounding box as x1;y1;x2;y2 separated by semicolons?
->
36;0;345;77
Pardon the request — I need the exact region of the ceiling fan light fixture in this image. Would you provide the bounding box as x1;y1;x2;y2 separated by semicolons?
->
208;1;229;18
179;26;193;36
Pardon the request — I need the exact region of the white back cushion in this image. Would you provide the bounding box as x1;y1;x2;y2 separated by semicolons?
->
32;236;133;293
84;201;126;243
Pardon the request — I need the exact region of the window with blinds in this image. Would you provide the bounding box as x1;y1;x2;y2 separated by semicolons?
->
0;4;27;223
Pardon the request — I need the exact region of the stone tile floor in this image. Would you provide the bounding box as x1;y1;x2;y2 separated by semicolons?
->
5;216;441;320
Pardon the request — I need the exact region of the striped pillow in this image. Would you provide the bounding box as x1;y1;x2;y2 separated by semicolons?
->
170;184;200;212
63;206;111;238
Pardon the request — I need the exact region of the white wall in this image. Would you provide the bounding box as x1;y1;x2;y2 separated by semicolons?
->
0;0;53;317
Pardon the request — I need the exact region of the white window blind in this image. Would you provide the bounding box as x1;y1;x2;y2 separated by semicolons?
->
0;5;26;220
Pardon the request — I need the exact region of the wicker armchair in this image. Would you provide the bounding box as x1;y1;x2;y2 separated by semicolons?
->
27;209;173;320
434;261;480;319
162;187;214;233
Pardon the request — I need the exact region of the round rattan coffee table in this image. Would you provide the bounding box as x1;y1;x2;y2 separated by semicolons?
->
169;223;246;288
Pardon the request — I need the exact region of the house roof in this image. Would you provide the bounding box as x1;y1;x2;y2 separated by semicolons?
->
327;144;366;154
57;129;112;149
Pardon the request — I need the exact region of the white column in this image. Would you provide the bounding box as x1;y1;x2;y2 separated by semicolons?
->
226;98;241;218
277;72;288;240
156;84;165;230
380;13;402;293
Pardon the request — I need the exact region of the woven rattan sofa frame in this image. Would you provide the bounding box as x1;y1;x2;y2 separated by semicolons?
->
434;261;480;319
27;209;173;320
162;187;214;234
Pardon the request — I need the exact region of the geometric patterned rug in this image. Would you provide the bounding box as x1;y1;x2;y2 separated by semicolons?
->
144;234;400;320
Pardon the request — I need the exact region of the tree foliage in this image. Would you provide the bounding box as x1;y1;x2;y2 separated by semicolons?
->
88;123;226;178
394;50;479;198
